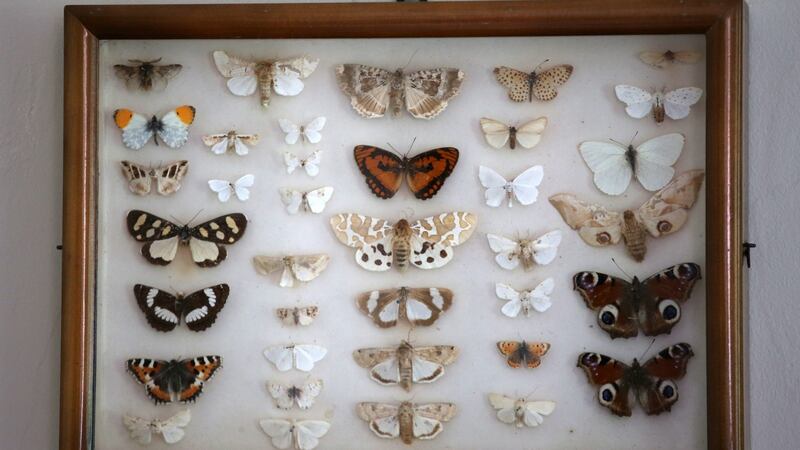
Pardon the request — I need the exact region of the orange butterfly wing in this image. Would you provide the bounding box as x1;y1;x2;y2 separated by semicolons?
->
406;147;459;200
496;341;522;368
354;145;405;199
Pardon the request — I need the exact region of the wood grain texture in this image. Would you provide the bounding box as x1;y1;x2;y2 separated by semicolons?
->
61;1;744;449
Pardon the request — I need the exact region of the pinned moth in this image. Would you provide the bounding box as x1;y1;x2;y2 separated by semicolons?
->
639;50;701;68
267;379;323;410
284;150;322;177
113;106;195;150
208;174;255;202
549;170;705;262
574;263;702;339
578;133;685;195
264;344;327;372
578;343;694;416
279;117;326;144
488;394;556;428
486;230;562;271
114;58;182;91
202;131;260;156
357;287;453;328
494;62;573;102
126;356;222;404
253;254;330;288
336;64;464;119
496;341;550;369
354;145;459;200
330;212;477;272
479;117;548;150
133;284;229;332
279;187;334;214
496;278;555;318
259;418;330;450
212;50;318;108
353;341;458;391
357;401;456;445
123;409;191;445
120;160;188;196
126;210;248;267
479;165;544;208
615;85;703;123
276;306;319;327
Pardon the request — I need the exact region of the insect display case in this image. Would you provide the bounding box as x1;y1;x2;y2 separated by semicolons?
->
62;1;744;449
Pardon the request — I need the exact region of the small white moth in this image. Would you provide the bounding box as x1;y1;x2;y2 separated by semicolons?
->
208;174;254;202
479;165;544;207
495;278;555;318
488;394;556;428
279;117;326;145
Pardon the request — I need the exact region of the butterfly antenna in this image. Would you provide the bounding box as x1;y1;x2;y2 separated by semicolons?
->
611;258;633;280
534;59;551;72
628;131;639;146
608;137;626;147
386;142;400;155
406;137;418;156
639;338;657;361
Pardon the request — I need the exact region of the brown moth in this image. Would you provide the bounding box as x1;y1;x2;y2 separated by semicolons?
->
549;170;705;262
353;341;458;391
202;131;260;156
335;64;464;119
114;58;182;91
275;306;319;327
357;287;453;328
357;401;456;445
494;62;573;102
120;160;188;196
253;254;330;288
639;50;701;69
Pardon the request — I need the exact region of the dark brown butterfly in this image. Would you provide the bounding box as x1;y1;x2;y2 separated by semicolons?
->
573;263;701;339
114;58;182;91
133;284;229;332
496;341;550;369
127;356;222;404
353;145;459;200
577;343;694;416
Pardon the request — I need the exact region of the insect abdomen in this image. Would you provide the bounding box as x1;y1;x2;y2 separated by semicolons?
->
622;211;647;261
394;239;410;271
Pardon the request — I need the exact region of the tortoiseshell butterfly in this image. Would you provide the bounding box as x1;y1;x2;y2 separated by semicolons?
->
126;356;222;404
353;145;459;200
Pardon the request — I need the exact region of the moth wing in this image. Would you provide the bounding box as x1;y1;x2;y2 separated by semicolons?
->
357;403;400;439
267;382;295;410
411;211;477;247
284;152;301;174
294;420;330;450
413;403;456;439
157;105;195;149
304;187;334;214
253;256;287;276
479;118;510;148
486;233;520;270
122;415;152;445
404;68;464;119
640;343;694;415
181;284;229;332
664;87;703;120
212;51;258;96
496;283;522;318
353;348;399;385
405;287;452;326
113;109;153;150
264;346;294;372
674;51;702;64
126;210;181;262
329;214;394;272
493;66;531;102
232;136;251;155
227;75;258;96
289;254;330;282
259;419;293;449
531;229;562;265
154;160;188;196
488;394;517;425
531;64;573;101
509;165;544;206
579;140;632;196
529;277;555;312
233;174;254;201
296;379;324;410
638;169;705;237
158;409;191;444
634;133;684;191
272;64;305;96
279;118;301;145
335;64;392;118
639;51;669;68
113;64;140;89
293;345;327;372
208;179;233;202
303;116;326;143
302;150;322;177
120;161;152;195
514;117;548;149
548;194;623;247
279;188;303;215
522;401;556;427
357;289;402;328
614;85;655;118
210;136;230;155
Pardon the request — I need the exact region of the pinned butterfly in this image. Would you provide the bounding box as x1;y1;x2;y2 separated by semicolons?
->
253;254;330;288
336;64;464;119
126;356;222;404
113;106;195;150
133;284;229;332
496;341;550;369
212;50;318;108
550;170;705;261
479;165;544;208
354;145;459;200
126;210;247;267
480;117;547;150
208;174;254;202
330;212;477;272
120;160;188;196
114;58;182;91
494;61;573;102
123;409;191;445
202;130;259;156
615;85;703;124
495;278;555;318
486;230;561;271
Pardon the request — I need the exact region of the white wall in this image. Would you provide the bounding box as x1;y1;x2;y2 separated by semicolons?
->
0;1;796;449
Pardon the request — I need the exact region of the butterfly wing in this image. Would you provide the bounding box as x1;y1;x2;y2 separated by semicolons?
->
406;147;459;200
479;118;511;148
289;254;330;283
293;345;327;372
294;420;330;450
302;150;322;177
176;356;222;403
335;64;393;118
496;341;523;368
153;160;188;196
478;165;510;208
523;342;550;368
549;194;623;248
509;165;544;206
283;152;301;174
409;212;477;269
495;283;523;318
493;66;531;102
529;277;555;313
133;284;180;332
521;400;556;427
354;145;405;199
532;64;573;101
279;188;304;215
531;229;562;265
639;343;694;415
403;68;464;119
329;213;395;271
637;169;705;238
574;271;637;338
302;116;326;143
181;284;229;332
579;140;632;196
126;211;180;266
187;214;248;267
259;419;294;449
156;105;195;149
278;118;302;145
208;180;233;202
638;263;702;336
113;109;154;150
232;174;254;201
577;352;634;416
157;409;191;444
122;415;153;444
664;87;703;120
614;85;655;119
120;161;152;195
212;50;258;96
304;187;334;214
634;133;684;191
486;233;521;270
514;117;548;149
356;403;401;440
126;358;174;404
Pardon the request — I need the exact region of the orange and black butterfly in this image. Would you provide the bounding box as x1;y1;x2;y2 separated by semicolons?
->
496;341;551;369
354;145;459;200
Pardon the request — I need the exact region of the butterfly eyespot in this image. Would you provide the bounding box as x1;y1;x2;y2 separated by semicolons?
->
595;232;612;244
657;380;678;399
575;272;597;290
598;305;619;326
668;343;691;358
676;263;699;278
580;352;600;366
657;220;673;233
658;299;681;323
598;383;617;405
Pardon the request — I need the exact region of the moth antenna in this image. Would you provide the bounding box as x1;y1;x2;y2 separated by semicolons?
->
186;209;204;226
406;327;414;344
639;338;657;361
611;258;633;280
534;59;551;72
170;214;185;225
402;49;420;71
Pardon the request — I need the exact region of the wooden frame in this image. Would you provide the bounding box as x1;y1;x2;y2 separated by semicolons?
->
62;1;743;449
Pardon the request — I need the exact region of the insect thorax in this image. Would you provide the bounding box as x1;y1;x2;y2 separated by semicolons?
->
622;359;652;391
625;145;637;171
178;226;191;244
